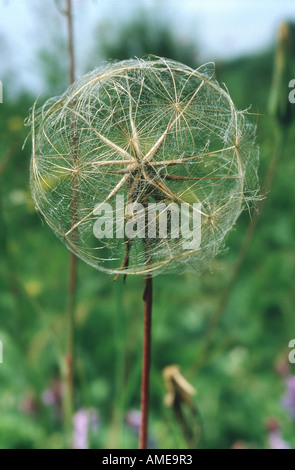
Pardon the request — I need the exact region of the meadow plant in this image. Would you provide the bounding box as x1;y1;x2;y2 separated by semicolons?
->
28;57;259;448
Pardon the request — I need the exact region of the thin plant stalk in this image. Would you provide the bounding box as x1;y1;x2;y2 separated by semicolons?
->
139;275;153;449
62;0;77;447
66;0;75;85
63;250;76;442
192;126;288;373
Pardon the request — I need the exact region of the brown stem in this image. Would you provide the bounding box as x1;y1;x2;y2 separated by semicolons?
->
66;249;77;400
66;0;75;85
139;275;153;449
63;0;77;447
63;258;76;446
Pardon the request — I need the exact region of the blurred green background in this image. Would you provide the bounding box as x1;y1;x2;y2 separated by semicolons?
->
0;0;295;449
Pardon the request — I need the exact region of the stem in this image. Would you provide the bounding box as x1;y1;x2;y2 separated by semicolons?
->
66;0;75;85
66;248;77;400
139;275;153;449
63;0;77;447
62;248;76;447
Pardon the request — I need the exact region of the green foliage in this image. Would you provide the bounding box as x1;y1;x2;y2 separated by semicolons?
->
36;36;69;96
89;13;198;68
1;16;295;450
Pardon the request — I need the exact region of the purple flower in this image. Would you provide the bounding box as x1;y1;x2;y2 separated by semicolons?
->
126;410;141;433
42;389;56;407
125;410;156;448
268;430;291;450
73;408;99;450
282;376;295;420
266;418;292;450
41;379;62;418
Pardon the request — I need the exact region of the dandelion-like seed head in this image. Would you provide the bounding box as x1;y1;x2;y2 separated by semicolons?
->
28;58;259;276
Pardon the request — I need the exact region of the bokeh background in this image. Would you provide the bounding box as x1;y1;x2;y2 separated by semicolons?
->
0;0;295;449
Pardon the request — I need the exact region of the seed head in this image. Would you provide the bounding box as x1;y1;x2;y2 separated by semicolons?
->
28;58;259;276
